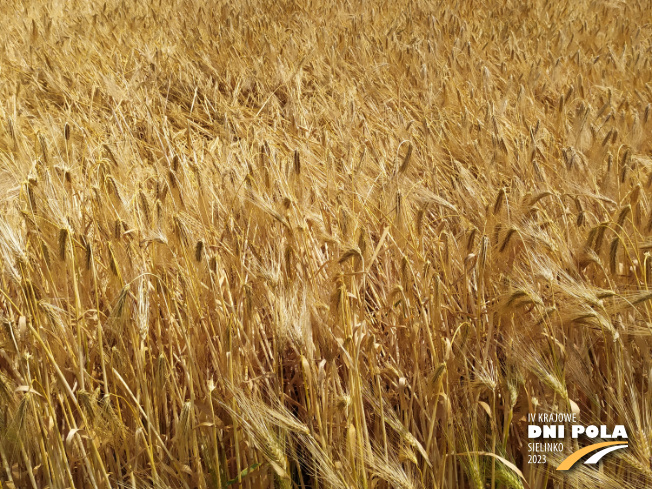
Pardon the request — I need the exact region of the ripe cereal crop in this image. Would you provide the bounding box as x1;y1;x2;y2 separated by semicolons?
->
0;0;650;488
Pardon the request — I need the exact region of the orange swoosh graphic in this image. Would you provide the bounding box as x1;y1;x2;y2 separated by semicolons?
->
556;441;628;471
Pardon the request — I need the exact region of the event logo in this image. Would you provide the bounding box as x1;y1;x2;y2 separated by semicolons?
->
527;412;628;470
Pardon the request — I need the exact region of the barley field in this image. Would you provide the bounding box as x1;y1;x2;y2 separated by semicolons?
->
0;0;650;488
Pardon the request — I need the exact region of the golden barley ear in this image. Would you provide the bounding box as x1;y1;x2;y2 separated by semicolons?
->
195;240;203;262
398;141;413;174
293;149;301;175
58;227;68;261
